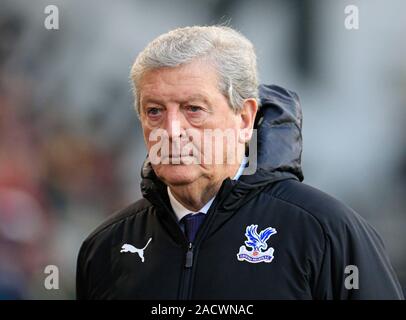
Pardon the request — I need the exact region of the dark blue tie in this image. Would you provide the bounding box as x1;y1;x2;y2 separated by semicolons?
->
181;213;206;243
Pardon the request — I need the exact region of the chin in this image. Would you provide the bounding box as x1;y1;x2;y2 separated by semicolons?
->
153;164;201;186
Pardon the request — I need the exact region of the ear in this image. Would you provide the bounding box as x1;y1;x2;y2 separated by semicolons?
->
238;98;258;144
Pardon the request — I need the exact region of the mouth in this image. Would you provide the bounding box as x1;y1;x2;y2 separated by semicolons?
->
167;154;192;158
162;150;195;158
160;153;197;164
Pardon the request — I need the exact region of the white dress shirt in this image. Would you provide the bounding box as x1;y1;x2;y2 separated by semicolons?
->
168;156;248;222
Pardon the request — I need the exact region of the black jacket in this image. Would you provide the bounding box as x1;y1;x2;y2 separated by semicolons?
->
76;85;404;300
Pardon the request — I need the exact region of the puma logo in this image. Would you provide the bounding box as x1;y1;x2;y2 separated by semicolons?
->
120;238;152;262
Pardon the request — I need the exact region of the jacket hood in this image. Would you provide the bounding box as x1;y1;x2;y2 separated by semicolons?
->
140;84;303;211
239;84;303;185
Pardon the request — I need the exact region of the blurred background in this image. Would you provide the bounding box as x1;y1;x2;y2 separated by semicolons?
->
0;0;405;299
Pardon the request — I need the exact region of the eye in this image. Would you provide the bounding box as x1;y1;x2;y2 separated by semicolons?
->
183;104;210;124
146;107;162;116
186;105;203;113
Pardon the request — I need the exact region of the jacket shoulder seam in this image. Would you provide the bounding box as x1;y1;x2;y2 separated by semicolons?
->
262;190;328;294
83;201;153;245
262;190;327;252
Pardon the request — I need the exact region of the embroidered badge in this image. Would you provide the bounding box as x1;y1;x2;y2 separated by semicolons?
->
237;225;277;264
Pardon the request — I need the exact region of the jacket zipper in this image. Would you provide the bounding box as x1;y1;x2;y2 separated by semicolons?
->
179;214;218;299
185;242;194;268
152;194;197;299
178;179;234;300
179;242;193;299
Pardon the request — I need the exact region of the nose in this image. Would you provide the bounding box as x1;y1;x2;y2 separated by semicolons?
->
164;108;186;140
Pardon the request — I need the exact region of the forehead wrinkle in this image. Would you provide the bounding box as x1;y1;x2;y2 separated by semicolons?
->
139;61;221;108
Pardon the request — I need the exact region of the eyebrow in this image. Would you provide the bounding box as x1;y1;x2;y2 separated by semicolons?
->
182;94;211;105
141;94;212;107
140;96;164;107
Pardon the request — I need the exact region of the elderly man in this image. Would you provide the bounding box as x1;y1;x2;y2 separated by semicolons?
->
76;26;403;299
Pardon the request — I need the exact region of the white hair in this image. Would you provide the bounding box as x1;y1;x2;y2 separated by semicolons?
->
130;25;259;116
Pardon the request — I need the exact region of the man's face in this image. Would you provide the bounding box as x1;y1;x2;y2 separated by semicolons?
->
138;60;248;187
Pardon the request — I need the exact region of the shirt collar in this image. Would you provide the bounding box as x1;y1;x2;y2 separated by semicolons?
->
168;156;248;222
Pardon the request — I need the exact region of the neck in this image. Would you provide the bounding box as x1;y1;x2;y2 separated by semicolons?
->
169;180;220;212
168;163;240;212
